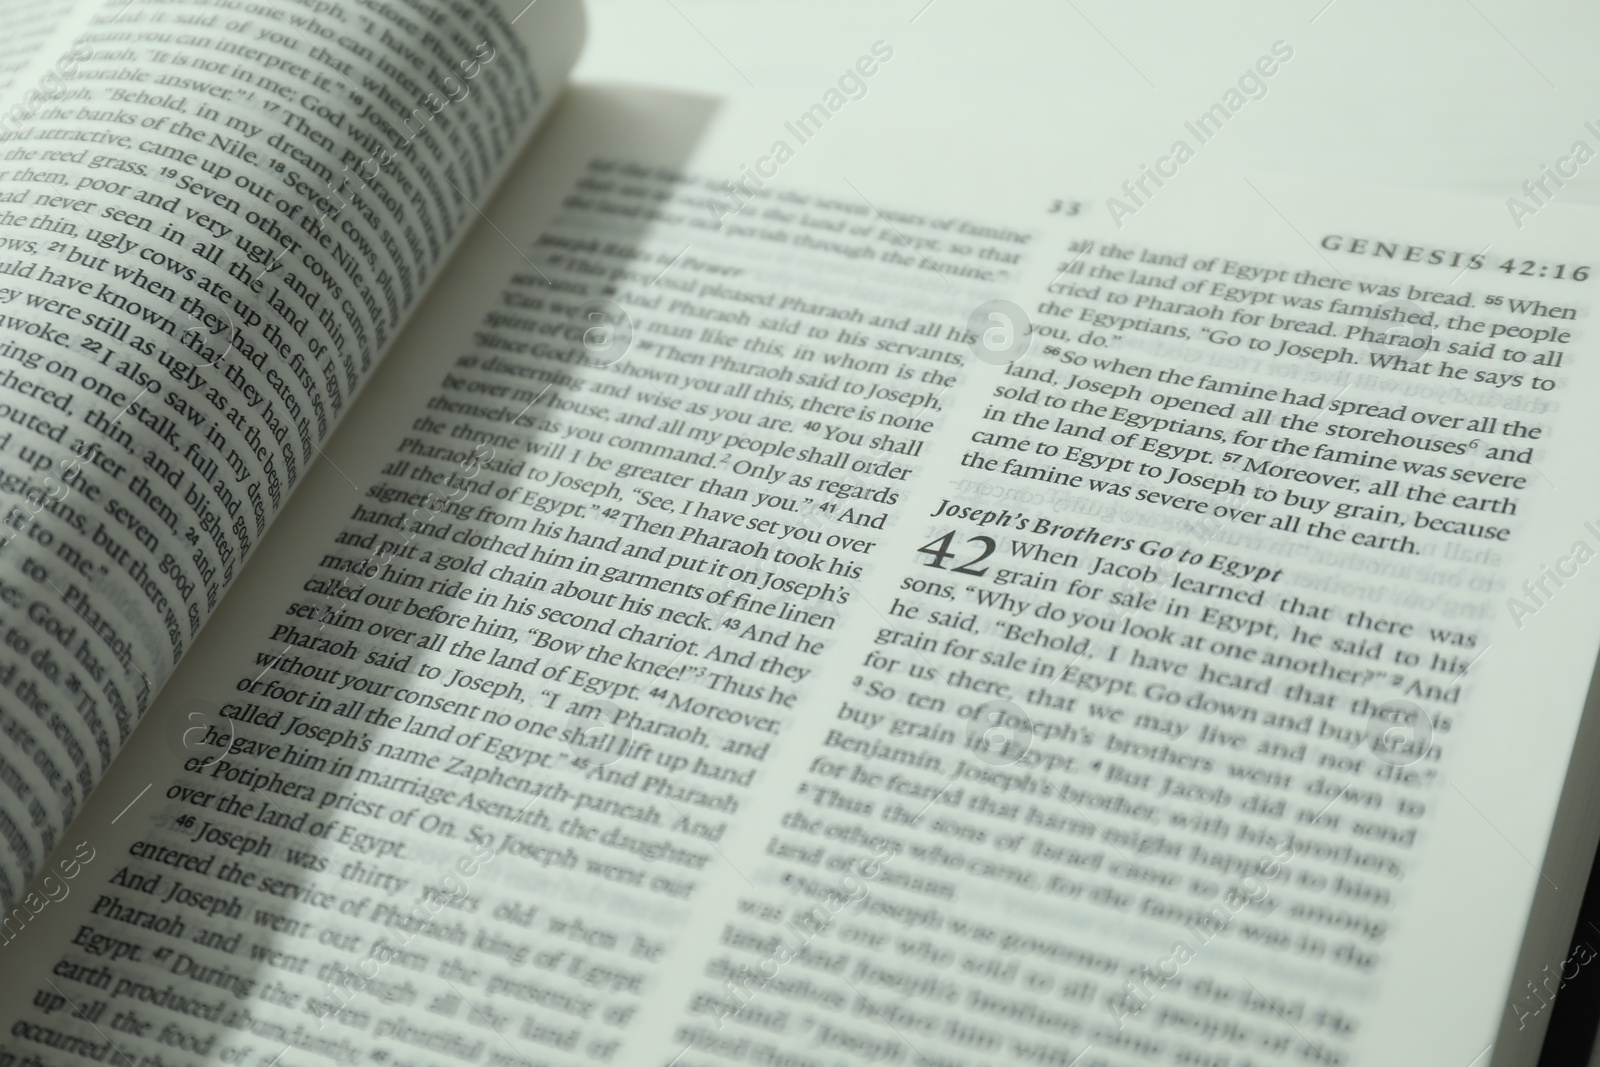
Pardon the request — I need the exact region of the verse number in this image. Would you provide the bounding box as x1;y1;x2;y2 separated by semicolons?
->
918;531;996;576
1049;199;1082;216
1496;258;1590;280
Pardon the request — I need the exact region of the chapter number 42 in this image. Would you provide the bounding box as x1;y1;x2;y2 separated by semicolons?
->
917;531;996;576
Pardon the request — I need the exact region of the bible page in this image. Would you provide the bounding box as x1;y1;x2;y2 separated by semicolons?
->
0;0;584;912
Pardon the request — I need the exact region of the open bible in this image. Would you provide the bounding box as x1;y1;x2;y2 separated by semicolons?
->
2;3;1600;1065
